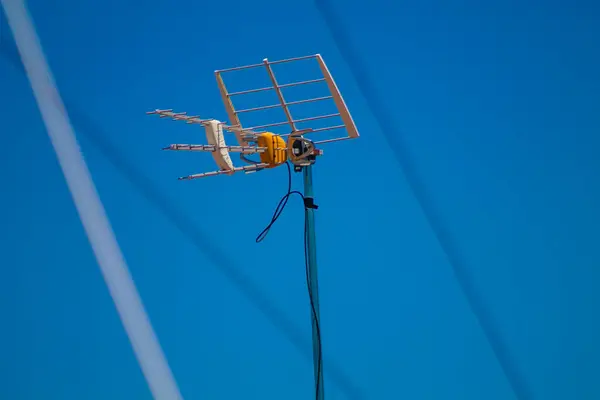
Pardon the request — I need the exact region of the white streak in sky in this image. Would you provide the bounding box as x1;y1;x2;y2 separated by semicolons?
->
0;1;184;399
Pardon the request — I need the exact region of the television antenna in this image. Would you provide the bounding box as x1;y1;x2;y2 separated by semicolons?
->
146;54;360;400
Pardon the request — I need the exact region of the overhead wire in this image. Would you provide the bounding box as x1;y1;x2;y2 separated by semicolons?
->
256;162;323;400
0;19;363;400
0;1;183;399
313;1;532;399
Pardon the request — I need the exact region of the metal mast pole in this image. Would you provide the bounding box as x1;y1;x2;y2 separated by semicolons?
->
302;163;325;400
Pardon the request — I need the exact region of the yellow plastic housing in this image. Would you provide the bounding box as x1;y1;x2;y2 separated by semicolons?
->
257;132;287;168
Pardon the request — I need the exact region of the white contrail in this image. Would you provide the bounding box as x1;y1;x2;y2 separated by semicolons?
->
0;1;184;399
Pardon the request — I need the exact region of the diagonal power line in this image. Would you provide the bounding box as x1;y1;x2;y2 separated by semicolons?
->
313;1;533;399
0;0;183;399
0;17;365;400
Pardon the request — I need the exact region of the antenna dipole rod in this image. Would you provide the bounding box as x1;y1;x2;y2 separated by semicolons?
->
280;125;344;137
216;55;318;73
287;96;333;106
214;62;264;73
163;144;266;154
228;86;274;96
314;136;352;145
227;78;327;97
279;78;326;88
248;113;340;131
266;54;318;65
236;96;333;114
236;103;282;114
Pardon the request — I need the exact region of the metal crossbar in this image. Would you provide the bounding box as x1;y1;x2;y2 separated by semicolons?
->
247;113;340;131
236;96;333;114
214;54;318;73
227;78;326;97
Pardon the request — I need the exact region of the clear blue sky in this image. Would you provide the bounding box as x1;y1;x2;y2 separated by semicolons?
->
1;0;599;399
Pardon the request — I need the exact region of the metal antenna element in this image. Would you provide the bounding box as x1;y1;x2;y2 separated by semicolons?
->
146;54;359;180
146;54;361;400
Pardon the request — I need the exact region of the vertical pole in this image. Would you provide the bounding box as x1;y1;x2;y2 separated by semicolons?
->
303;164;325;400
